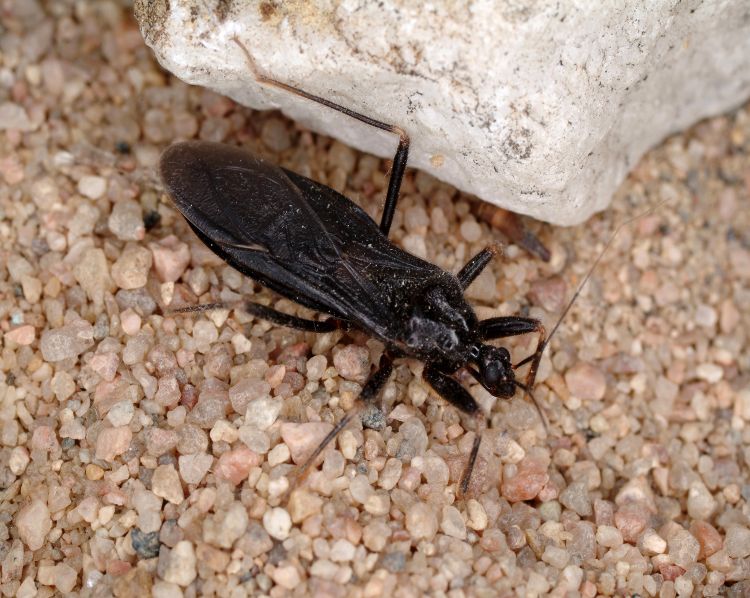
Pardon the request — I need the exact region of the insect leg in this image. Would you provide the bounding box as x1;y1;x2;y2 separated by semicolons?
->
289;354;394;490
242;302;347;333
456;243;502;289
172;301;346;333
423;364;485;495
231;37;410;237
480;316;546;392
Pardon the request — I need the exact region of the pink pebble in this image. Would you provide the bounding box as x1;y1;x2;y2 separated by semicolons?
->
215;446;262;485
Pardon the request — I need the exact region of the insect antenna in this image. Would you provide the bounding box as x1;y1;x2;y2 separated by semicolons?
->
541;201;668;355
514;380;549;432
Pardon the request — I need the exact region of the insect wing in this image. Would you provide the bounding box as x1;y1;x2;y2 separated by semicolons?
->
159;141;443;334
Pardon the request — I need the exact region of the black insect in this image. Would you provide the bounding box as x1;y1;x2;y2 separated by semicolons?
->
161;39;555;494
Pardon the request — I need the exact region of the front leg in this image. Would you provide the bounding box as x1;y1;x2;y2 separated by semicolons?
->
423;364;485;495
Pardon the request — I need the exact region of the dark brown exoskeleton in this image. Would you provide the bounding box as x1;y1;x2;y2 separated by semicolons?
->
160;39;573;494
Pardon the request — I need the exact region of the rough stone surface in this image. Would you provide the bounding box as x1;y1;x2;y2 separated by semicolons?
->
136;0;750;224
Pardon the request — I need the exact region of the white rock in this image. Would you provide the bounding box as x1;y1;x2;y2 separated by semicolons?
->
136;1;750;225
163;541;197;587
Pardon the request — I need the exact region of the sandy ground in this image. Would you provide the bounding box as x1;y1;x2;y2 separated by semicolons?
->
1;2;750;597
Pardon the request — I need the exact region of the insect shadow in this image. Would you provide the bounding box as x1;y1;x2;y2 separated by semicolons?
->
161;37;628;496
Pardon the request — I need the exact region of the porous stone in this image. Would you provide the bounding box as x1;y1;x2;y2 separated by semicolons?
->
136;1;750;224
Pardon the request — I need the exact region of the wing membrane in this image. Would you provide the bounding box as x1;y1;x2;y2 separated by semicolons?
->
160;141;445;336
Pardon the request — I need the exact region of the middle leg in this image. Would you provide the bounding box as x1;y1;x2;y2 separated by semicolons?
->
423;364;487;496
289;354;394;490
231;37;410;237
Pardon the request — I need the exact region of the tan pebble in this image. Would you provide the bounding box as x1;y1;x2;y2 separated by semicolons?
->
280;421;334;464
151;464;184;505
86;464;104;480
564;362;606;400
16;499;52;551
288;489;323;523
37;563;77;593
270;564;301;590
405;502;438;541
150;235;191;282
162;541;197;587
9;447;30;475
5;325;35;345
95;426;132;462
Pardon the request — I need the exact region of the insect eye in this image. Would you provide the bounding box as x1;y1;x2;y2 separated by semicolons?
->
439;332;457;351
468;345;480;360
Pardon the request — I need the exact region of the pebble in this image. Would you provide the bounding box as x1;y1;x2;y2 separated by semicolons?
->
95;426;132;462
695;363;723;383
529;275;567;312
109;199;145;241
152;581;184;598
37;563;77;593
441;505;467;539
204;502;248;548
725;525;750;558
596;525;623;548
467;499;488;531
214;446;261;485
405;502;438;541
131;528;161;559
73;247;111;304
230;379;272;415
267;443;290;466
613;507;647;543
305;354;327;380
91;352;120;382
687;480;717;520
263;507;292;540
564;362;607;400
333;345;370;381
288;489;323;523
378;458;402;490
150;235;191;283
162;541;197;587
112;244;153;289
281;422;335;464
0;101;33;131
77;175;107;199
5;325;35;345
668;528;700;569
690;521;723;558
51;371;76;401
40;319;94;361
105;400;133;427
9;447;30;475
270;565;301;590
152;464;184;505
559;481;593;517
16;500;52;551
330;539;356;562
641;529;667;555
542;545;570;569
395;417;429;461
178;453;213;485
460;219;482;242
501;458;549;502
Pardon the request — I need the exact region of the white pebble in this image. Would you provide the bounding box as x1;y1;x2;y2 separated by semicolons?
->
263;507;292;540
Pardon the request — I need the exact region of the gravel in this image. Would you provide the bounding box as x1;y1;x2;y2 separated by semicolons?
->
1;2;749;595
